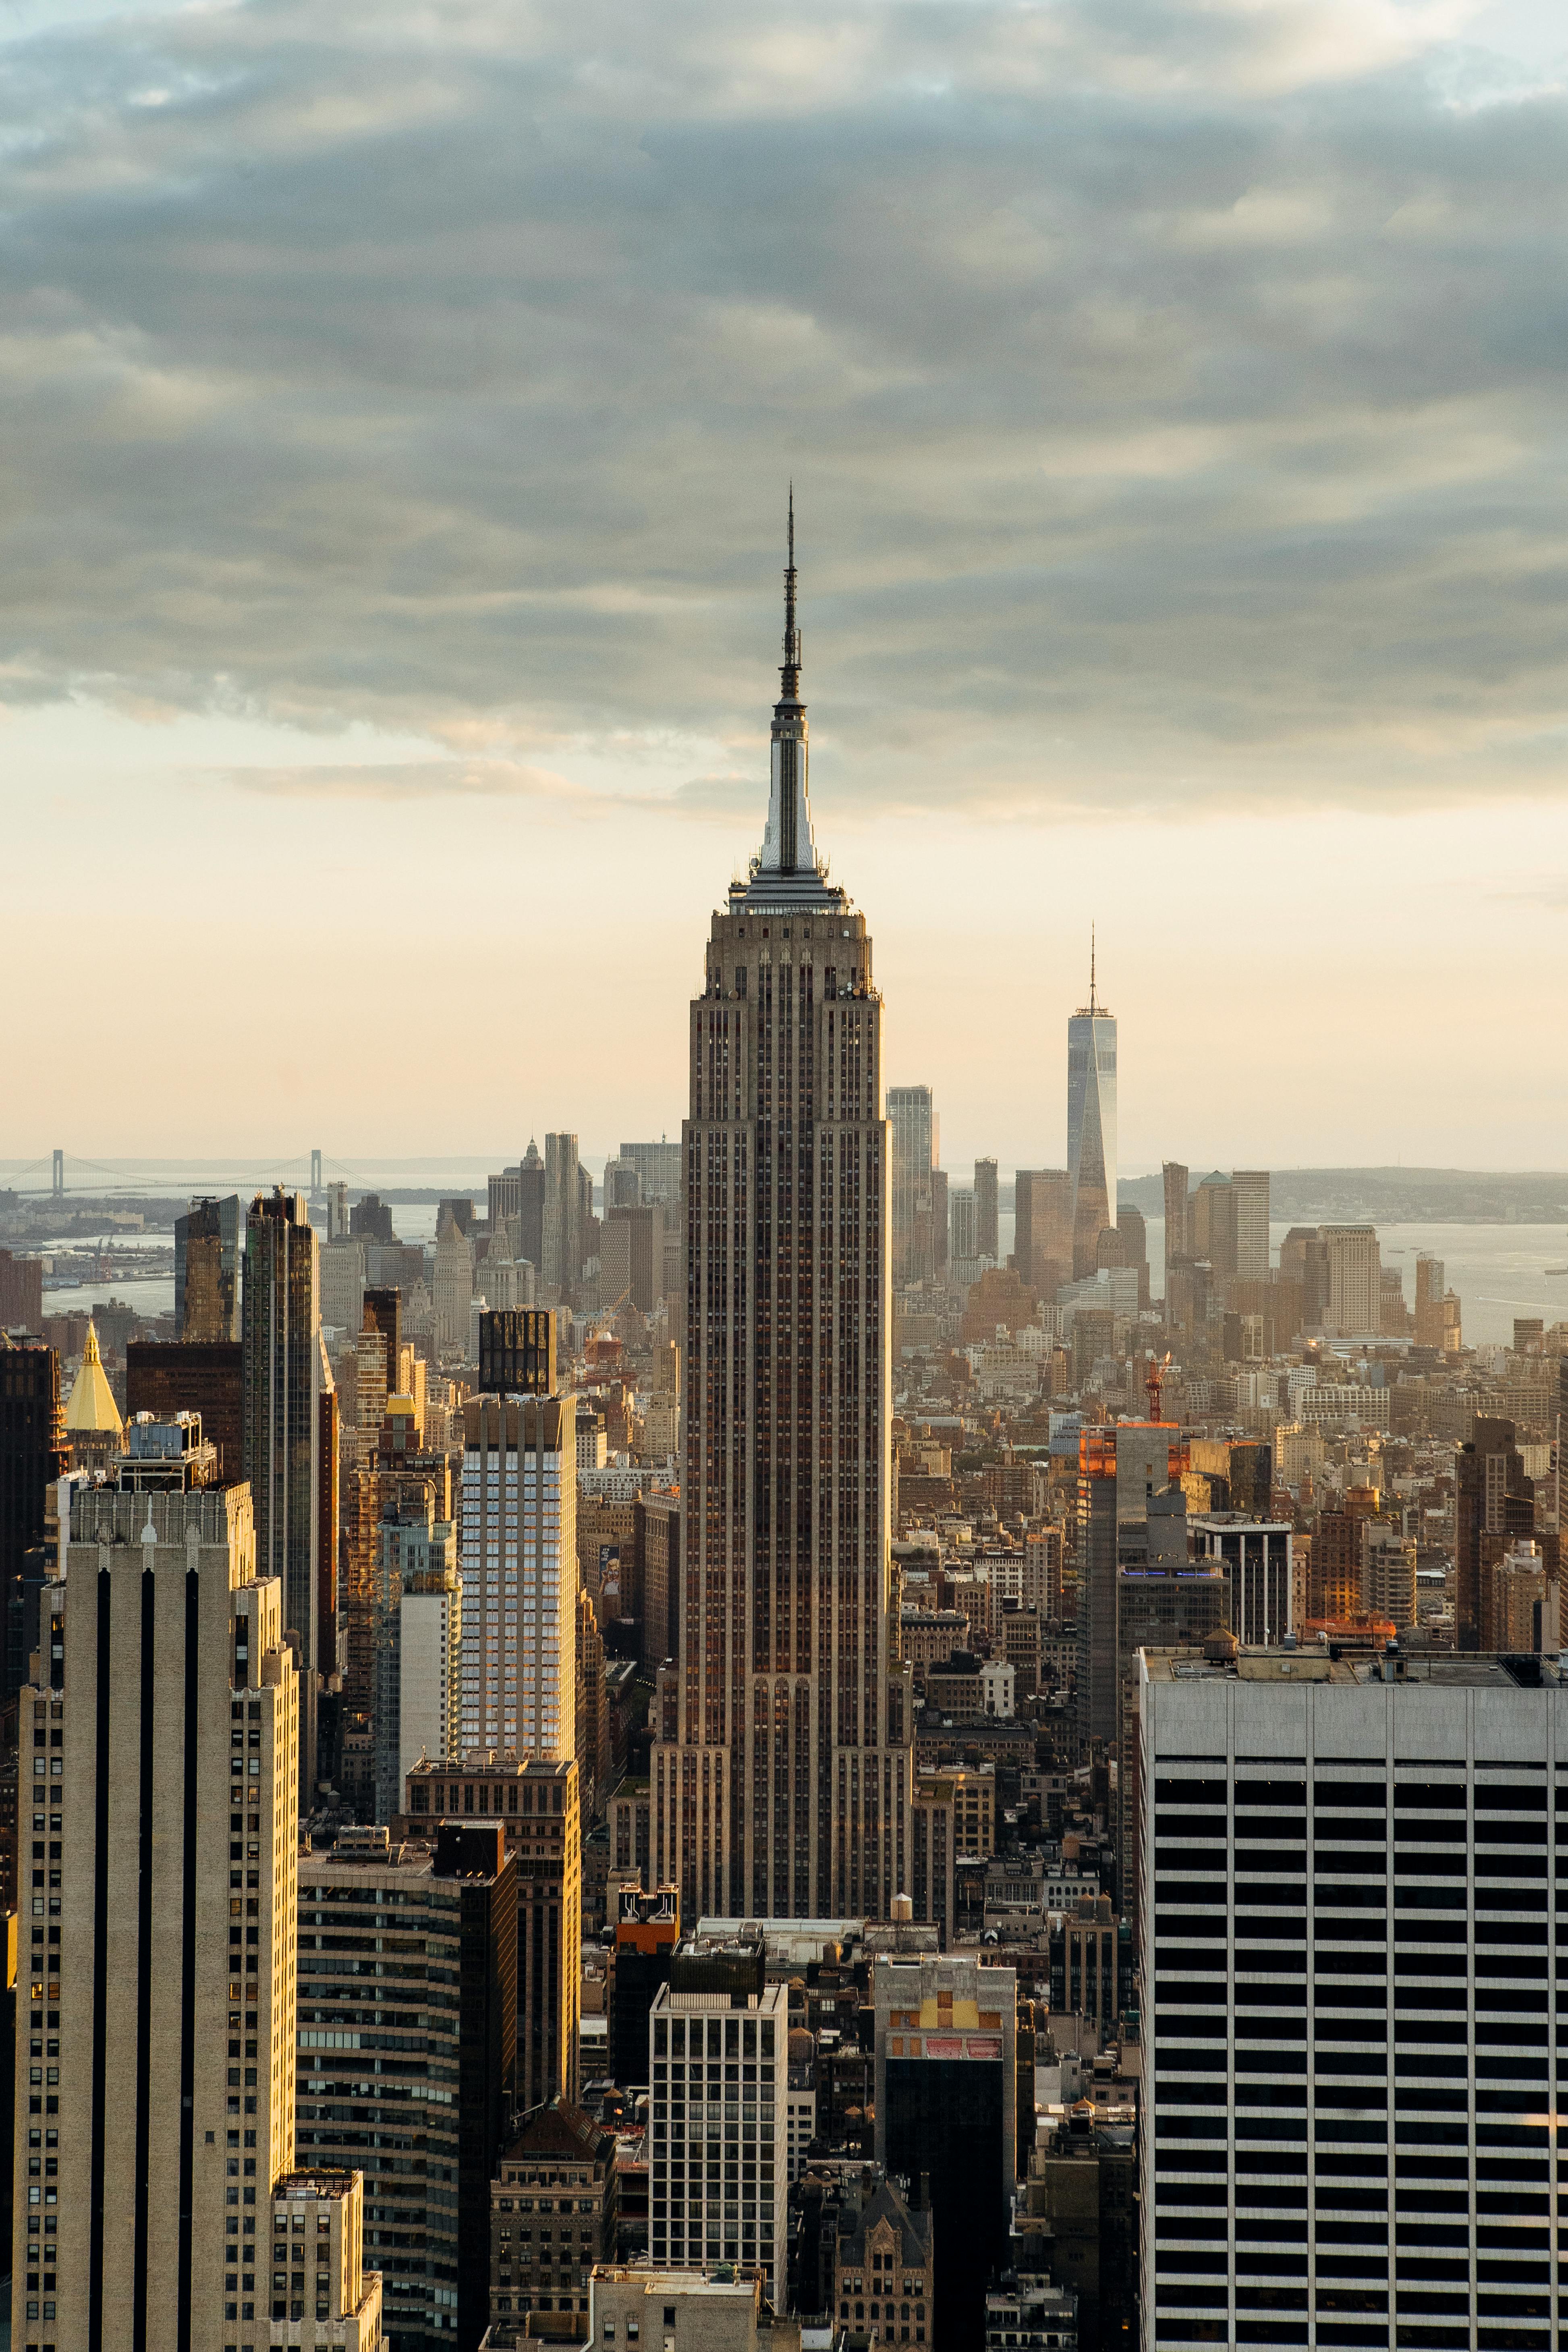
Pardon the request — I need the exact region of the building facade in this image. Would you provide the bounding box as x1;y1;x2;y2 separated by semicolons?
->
15;1481;378;2350
458;1395;577;1758
297;1823;513;2351
873;1955;1016;2352
1066;956;1116;1282
647;1979;790;2302
1139;1644;1568;2352
243;1188;322;1677
974;1159;999;1263
398;1754;581;2112
888;1088;939;1288
1188;1514;1294;1645
488;2099;617;2337
651;523;914;1921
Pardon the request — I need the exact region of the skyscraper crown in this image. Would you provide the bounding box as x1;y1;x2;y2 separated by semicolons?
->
747;491;836;905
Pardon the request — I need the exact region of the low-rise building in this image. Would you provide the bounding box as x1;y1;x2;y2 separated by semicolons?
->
833;2175;933;2350
984;2273;1077;2352
490;2097;619;2337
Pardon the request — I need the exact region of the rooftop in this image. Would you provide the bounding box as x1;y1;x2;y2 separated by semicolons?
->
1140;1644;1566;1689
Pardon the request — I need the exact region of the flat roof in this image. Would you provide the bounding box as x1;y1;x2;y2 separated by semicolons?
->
1140;1645;1566;1689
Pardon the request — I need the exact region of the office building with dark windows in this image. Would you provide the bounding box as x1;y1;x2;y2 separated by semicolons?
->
296;1823;514;2352
649;512;915;1921
1139;1643;1568;2352
243;1188;323;1686
398;1752;581;2113
873;1955;1016;2352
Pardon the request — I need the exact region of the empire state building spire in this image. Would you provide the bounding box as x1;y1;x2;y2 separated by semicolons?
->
754;490;826;892
651;511;915;1929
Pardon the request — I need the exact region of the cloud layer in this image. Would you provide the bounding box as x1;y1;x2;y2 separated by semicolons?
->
5;0;1568;812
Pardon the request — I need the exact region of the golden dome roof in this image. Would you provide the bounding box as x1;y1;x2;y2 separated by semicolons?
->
64;1321;124;1436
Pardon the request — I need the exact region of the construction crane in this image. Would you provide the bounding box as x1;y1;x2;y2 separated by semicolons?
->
1145;1349;1172;1422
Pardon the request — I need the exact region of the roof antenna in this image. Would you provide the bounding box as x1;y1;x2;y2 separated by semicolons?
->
780;483;801;701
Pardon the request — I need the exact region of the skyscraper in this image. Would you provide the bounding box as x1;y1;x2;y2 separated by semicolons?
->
1077;1421;1188;1748
1013;1169;1072;1296
1160;1161;1189;1298
873;1954;1016;2352
297;1824;513;2352
1320;1222;1381;1337
174;1195;241;1342
1139;1643;1568;2352
888;1086;938;1286
1454;1415;1535;1651
1231;1168;1270;1281
649;1976;790;2298
974;1158;999;1262
651;508;914;1919
1067;944;1116;1280
0;1336;66;1703
542;1134;583;1297
459;1394;577;1757
19;1479;380;2349
242;1189;321;1678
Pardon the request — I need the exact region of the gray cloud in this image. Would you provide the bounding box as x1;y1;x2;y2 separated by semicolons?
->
4;0;1568;812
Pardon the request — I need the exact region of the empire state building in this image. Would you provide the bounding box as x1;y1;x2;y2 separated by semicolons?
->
651;511;914;1920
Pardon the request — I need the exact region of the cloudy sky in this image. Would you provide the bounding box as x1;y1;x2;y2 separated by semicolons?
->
5;0;1568;1174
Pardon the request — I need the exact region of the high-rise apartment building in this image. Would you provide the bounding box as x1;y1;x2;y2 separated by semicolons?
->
1139;1643;1568;2352
242;1189;321;1678
650;519;915;1919
889;1087;939;1287
1066;950;1116;1281
648;1977;789;2302
974;1159;999;1262
297;1822;514;2351
948;1187;979;1267
17;1479;379;2349
458;1395;577;1757
873;1954;1016;2352
1013;1170;1072;1297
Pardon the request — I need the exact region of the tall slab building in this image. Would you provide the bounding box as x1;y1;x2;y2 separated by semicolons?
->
1067;942;1117;1280
651;510;914;1920
15;1479;380;2350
